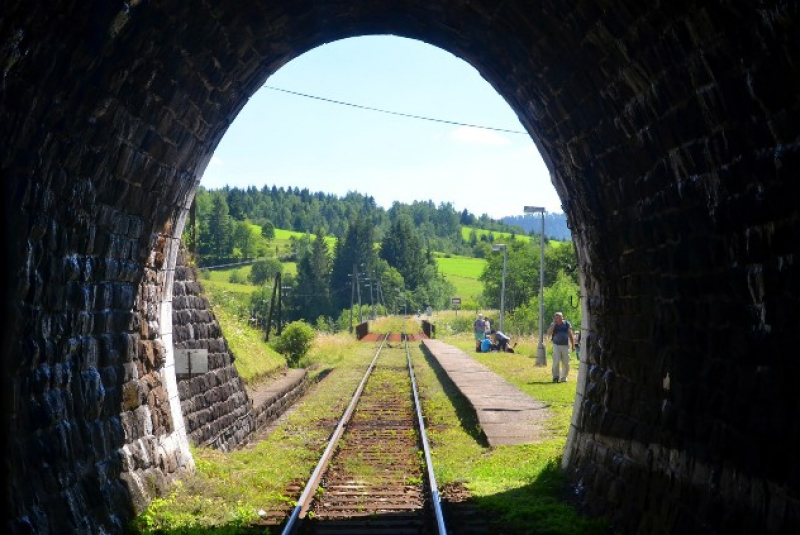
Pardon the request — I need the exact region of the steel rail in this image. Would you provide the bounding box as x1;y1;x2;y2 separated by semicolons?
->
404;333;448;534
281;335;388;535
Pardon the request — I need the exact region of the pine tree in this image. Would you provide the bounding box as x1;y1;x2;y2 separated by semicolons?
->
380;215;427;290
293;228;332;321
206;195;233;261
330;215;378;312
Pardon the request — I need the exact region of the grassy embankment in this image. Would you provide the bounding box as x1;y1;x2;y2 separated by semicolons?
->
196;269;285;384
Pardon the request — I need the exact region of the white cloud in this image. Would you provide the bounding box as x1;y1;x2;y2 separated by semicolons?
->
450;126;510;145
210;155;224;166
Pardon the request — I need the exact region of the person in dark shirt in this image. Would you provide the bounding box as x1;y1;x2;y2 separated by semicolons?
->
546;312;574;382
491;330;512;352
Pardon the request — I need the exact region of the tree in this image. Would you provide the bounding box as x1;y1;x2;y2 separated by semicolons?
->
330;215;378;312
293;229;332;321
379;215;426;290
480;239;540;312
232;220;260;260
373;259;405;314
206;195;233;261
249;257;283;285
260;220;275;240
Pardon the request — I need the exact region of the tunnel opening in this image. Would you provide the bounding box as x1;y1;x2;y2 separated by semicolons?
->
159;33;586;531
3;2;799;534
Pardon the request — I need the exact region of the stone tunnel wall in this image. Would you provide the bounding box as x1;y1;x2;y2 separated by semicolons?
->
2;2;800;534
171;246;255;451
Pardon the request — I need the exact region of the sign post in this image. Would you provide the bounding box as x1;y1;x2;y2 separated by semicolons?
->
450;297;461;316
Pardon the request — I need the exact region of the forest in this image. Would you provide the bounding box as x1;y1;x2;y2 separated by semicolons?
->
183;185;579;333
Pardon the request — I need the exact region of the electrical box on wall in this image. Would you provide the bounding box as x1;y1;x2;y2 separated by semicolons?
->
175;349;209;379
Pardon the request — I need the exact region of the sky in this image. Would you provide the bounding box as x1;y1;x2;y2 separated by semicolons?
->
200;35;561;220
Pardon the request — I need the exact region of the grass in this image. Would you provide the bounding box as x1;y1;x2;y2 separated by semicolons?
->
200;279;285;384
461;226;521;243
435;255;486;301
133;318;608;534
271;228;338;260
362;316;424;335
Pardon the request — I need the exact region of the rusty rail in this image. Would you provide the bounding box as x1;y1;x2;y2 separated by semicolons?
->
281;333;446;534
405;332;447;534
281;335;388;534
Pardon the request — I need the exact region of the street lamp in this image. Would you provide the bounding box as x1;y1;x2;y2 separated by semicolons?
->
524;206;547;366
491;244;507;331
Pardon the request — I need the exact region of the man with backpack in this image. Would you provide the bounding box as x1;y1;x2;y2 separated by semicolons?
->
546;312;575;382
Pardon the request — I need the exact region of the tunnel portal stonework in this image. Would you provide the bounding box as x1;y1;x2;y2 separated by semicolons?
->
2;1;799;533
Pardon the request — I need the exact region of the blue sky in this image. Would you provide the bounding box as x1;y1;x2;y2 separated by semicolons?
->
200;36;560;220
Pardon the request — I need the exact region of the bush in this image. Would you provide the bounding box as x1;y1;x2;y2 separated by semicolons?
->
272;320;316;367
228;269;246;284
315;315;335;333
435;314;474;335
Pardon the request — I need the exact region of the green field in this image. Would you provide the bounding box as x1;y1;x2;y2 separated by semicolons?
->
435;255;486;301
272;228;338;248
461;226;522;243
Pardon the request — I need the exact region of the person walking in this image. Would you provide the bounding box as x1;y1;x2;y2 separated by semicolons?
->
473;313;486;352
546;312;575;382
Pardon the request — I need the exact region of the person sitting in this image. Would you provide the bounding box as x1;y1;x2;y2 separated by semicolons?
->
491;329;513;352
480;337;494;353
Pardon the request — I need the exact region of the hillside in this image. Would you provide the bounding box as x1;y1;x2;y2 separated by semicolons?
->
502;212;571;241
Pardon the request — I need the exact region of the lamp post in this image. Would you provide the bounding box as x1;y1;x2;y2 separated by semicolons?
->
491;244;507;331
524;206;547;366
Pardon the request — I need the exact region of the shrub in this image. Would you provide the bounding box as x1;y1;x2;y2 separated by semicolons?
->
272;320;316;367
435;314;474;335
315;315;334;333
228;269;246;284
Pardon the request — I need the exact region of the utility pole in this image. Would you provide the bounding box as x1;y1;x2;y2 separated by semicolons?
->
492;243;507;331
356;266;363;324
350;264;356;334
276;272;282;336
367;274;375;320
377;278;384;315
524;206;547;366
189;199;196;255
265;275;280;341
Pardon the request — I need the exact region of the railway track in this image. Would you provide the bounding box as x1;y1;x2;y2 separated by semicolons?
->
281;333;446;535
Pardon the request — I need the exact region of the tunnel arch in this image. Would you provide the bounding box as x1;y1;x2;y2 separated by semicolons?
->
3;1;799;533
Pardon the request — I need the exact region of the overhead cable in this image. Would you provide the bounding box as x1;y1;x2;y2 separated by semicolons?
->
263;85;528;135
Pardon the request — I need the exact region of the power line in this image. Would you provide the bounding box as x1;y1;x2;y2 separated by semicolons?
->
263;86;528;135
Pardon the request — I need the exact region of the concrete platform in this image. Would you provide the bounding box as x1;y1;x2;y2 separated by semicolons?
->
421;339;550;446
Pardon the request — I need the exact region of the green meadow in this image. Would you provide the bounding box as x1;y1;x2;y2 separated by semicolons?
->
461;226;522;243
435;255;486;301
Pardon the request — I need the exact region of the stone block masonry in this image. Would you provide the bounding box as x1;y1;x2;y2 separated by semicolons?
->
171;246;255;452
